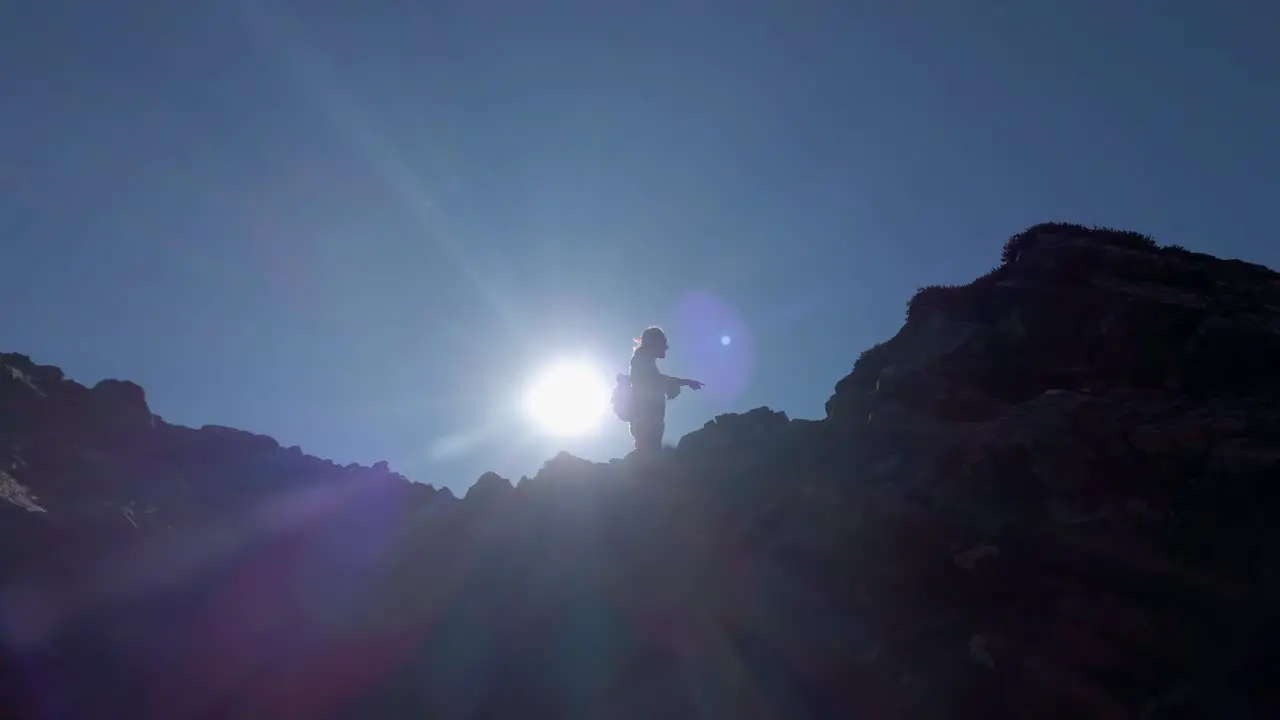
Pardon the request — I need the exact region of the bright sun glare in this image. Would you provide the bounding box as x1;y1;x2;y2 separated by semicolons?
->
523;361;612;437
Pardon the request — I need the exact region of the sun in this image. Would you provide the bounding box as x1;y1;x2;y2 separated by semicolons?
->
522;360;612;437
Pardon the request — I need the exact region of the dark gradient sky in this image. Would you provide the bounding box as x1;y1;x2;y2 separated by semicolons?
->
3;1;1277;491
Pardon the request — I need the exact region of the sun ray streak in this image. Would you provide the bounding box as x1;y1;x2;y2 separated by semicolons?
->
231;1;522;335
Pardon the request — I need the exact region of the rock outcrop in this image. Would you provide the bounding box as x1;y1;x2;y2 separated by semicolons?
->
1;223;1277;719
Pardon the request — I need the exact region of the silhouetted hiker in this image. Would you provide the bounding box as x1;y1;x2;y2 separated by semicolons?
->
611;326;703;452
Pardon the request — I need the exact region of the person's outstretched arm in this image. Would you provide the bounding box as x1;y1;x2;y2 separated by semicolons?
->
662;375;703;391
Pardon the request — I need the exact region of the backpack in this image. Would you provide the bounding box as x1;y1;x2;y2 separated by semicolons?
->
610;373;634;422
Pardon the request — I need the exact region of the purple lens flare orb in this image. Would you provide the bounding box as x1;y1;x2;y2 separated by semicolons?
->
674;291;753;404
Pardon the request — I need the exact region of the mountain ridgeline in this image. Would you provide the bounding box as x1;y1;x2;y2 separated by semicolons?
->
2;223;1278;718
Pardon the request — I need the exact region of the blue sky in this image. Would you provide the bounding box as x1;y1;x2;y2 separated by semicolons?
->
3;0;1277;492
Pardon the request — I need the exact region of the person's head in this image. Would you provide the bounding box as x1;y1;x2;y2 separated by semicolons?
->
634;326;669;358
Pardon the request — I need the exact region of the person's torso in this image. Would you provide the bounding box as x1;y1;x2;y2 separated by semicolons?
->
629;351;667;419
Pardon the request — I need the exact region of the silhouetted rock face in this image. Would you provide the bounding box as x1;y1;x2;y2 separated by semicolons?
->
817;224;1280;717
465;471;513;503
2;223;1278;719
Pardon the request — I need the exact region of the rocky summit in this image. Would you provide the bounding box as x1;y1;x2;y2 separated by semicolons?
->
2;222;1278;719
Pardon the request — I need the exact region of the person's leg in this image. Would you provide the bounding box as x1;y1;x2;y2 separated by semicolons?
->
630;421;662;452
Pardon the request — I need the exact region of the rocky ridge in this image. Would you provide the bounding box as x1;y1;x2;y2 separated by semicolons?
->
1;222;1278;718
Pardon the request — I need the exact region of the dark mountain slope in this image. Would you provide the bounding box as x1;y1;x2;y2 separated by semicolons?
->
1;222;1277;718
